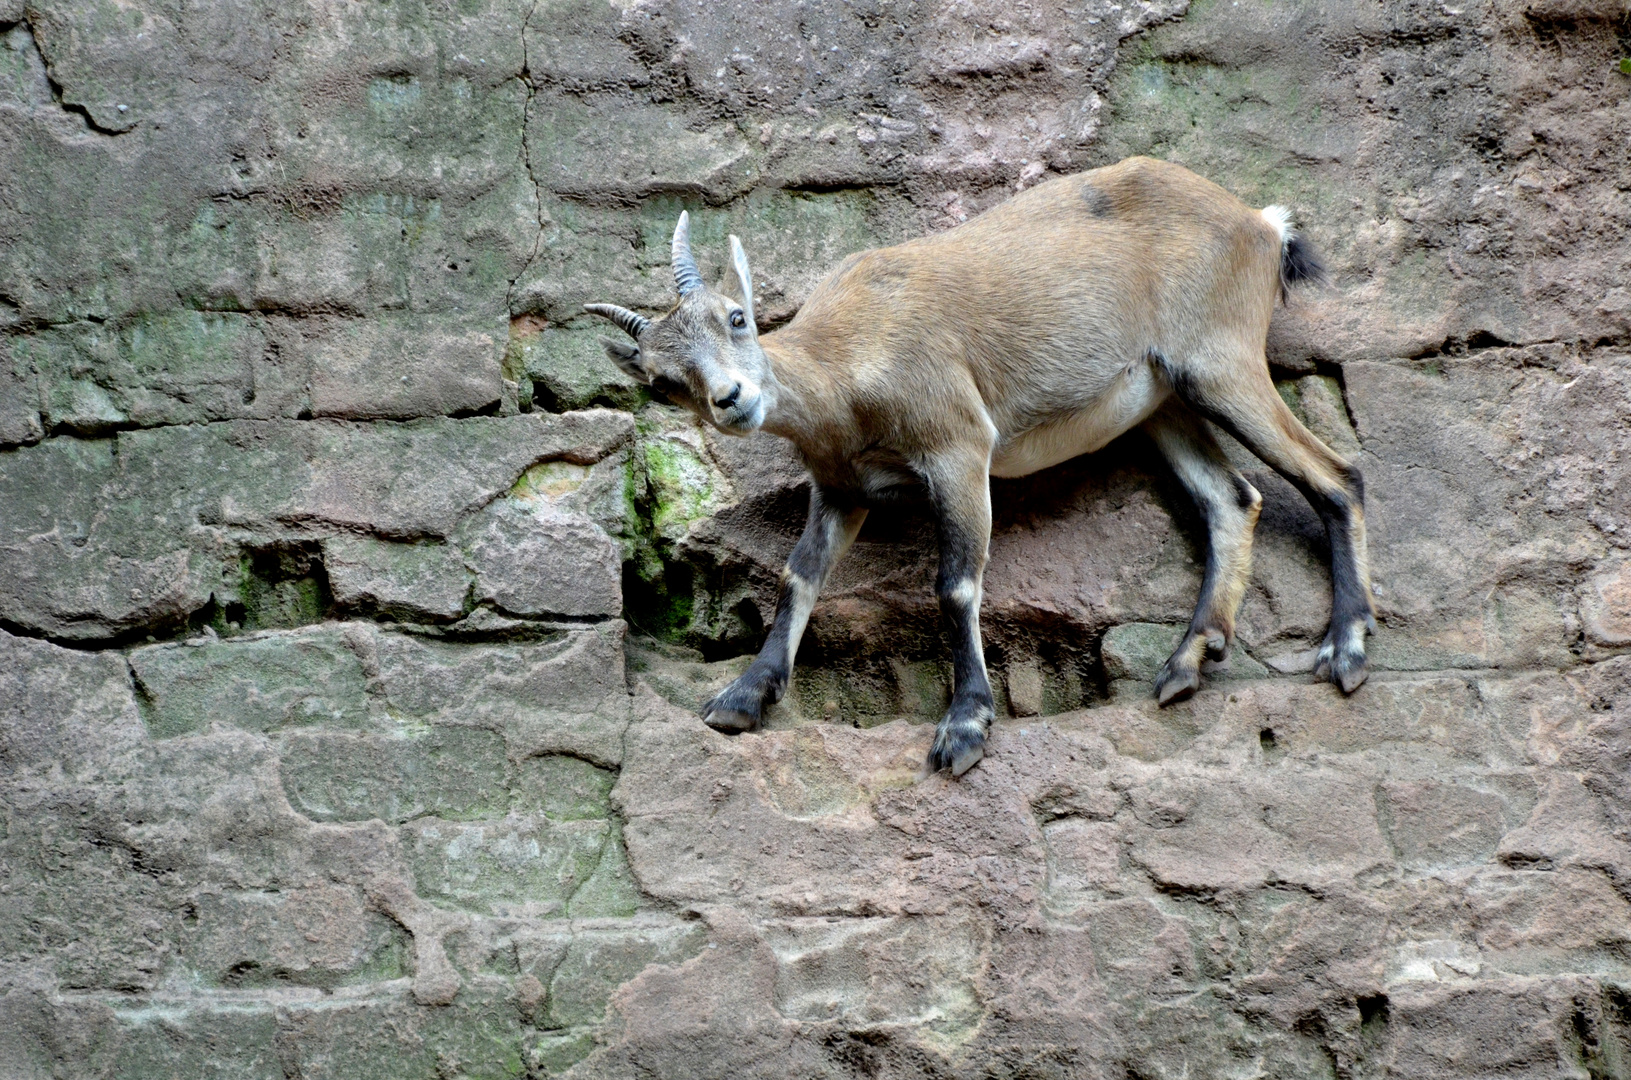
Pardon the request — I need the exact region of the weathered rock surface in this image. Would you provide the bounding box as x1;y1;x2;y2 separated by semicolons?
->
2;0;1629;1076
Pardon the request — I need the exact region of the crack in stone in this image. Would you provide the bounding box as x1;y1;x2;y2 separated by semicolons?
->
8;17;131;138
506;0;548;320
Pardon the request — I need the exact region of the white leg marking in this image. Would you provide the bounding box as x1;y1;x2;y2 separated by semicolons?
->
947;578;980;609
780;571;821;671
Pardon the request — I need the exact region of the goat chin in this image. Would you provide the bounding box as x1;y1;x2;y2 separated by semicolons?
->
712;397;765;435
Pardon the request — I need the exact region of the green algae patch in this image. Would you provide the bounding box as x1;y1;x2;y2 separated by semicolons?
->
614;407;744;647
235;544;333;631
642;436;722;541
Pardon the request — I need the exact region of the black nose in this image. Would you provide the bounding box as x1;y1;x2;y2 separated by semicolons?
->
714;383;742;409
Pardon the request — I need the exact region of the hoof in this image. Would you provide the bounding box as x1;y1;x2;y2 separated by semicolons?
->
700;668;782;733
1154;660;1201;706
700;704;758;733
1154;630;1214;706
927;701;993;776
1314;617;1371;694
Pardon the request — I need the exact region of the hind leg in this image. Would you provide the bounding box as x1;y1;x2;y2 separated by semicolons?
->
1143;403;1264;705
1162;351;1376;693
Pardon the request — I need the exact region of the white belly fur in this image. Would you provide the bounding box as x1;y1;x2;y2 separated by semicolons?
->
988;366;1170;479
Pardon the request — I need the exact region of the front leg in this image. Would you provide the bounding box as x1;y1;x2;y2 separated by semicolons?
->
923;450;996;776
701;485;866;733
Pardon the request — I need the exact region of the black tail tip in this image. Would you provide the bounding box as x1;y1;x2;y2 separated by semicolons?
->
1280;232;1328;297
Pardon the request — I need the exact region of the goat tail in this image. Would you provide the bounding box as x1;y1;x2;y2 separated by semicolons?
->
1260;205;1328;301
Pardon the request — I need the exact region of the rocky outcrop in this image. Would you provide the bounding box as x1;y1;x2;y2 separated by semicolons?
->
1;0;1628;1076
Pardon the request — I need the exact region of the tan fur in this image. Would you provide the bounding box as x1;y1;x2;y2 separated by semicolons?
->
758;158;1283;479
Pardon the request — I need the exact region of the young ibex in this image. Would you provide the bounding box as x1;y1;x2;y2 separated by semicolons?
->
587;156;1374;776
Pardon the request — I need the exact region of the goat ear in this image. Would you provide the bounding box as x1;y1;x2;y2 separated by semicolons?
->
722;235;756;329
599;336;651;383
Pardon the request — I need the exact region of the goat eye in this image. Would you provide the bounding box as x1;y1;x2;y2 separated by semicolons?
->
729;310;747;329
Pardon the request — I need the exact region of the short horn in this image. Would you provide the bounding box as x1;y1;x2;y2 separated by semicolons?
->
583;303;649;339
671;211;704;297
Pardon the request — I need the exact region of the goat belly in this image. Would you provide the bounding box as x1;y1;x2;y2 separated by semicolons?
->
989;369;1170;478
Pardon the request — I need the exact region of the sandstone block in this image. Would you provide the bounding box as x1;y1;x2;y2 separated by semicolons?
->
1128;768;1393;891
0;985;126;1080
1101;622;1184;681
1348;354;1628;671
179;884;407;988
1384;977;1606;1078
512;754;618;820
1378;780;1508;869
523;325;643;412
130;626;373;739
528;96;758;205
1043;817;1125;910
1582;555;1631;648
0;435;216;641
102;1000;284;1080
403;814;610;917
323;536;471;621
1467;868;1631;962
376;625;630;765
761;915;985;1031
563;821;644;918
617;694;1041;915
0;629;144;776
307;314;505;421
0;338;42;447
462;499;622;618
275;983;526;1080
1006;659;1045;717
15;312;301;434
279;724;509;824
0;806;176;991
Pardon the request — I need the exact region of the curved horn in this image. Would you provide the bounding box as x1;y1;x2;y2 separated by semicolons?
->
671;211;705;297
583;303;649;339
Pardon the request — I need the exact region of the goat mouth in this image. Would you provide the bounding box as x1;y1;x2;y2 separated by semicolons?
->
716;395;764;434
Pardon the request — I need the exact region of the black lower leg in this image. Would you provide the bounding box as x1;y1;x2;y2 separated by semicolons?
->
927;512;994;775
702;487;862;732
1154;536;1231;705
1146;408;1262;705
1312;468;1374;692
1164;372;1373;694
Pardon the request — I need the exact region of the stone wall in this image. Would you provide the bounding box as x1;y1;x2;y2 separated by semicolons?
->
2;0;1629;1076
